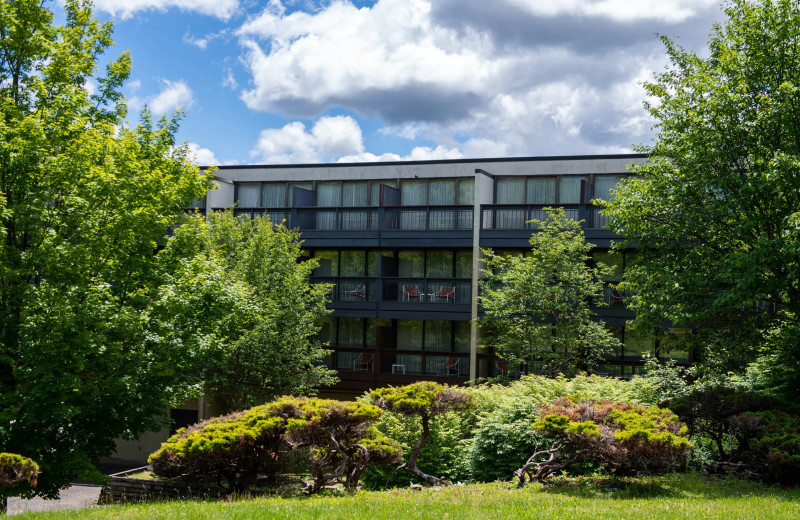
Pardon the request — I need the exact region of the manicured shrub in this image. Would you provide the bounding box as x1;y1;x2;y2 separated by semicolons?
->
149;396;399;494
149;399;295;493
468;374;656;482
730;410;800;485
281;398;401;493
515;398;690;486
369;382;474;486
0;453;39;490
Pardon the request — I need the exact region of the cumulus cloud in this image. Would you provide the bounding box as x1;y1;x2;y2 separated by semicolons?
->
250;115;365;163
92;0;239;20
188;143;219;166
129;79;194;115
233;0;722;160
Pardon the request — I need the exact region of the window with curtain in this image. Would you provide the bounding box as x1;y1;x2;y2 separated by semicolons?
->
318;318;337;346
424;321;452;352
428;180;456;205
397;320;423;350
593;176;624;201
558;177;584;203
366;318;392;347
496;178;525;204
342;182;368;207
316;182;341;207
426;251;452;278
455;251;472;278
368;251;394;277
401;180;427;205
313;250;338;276
339;250;365;277
527;177;556;204
338;318;364;347
370;181;395;206
398;251;424;277
458;179;474;204
238;184;261;207
454;321;470;352
261;183;285;207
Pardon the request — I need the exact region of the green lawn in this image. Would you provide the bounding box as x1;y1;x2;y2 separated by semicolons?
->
17;473;800;520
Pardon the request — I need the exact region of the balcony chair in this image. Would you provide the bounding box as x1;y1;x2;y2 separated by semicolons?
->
353;353;374;372
610;287;624;306
433;285;455;303
402;285;421;301
440;357;460;376
496;360;510;376
345;284;366;299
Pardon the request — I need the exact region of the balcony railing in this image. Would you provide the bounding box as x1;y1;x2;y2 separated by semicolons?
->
481;204;610;230
312;277;472;304
329;348;470;377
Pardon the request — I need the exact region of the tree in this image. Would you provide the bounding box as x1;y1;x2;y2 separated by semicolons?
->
369;382;474;486
0;453;38;514
0;0;209;497
154;212;338;413
477;208;620;376
603;0;800;400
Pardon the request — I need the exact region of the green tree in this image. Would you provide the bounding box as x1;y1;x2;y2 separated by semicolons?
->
478;208;620;376
604;0;800;400
154;212;338;413
0;0;209;497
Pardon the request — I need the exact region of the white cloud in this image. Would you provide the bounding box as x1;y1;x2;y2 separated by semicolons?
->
150;80;195;115
250;115;365;163
188;143;219;166
183;29;229;50
92;0;239;20
222;69;238;89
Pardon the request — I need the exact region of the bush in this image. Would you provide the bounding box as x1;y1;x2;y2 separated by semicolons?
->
149;396;399;494
515;398;690;485
730;410;800;485
0;453;39;502
468;374;656;482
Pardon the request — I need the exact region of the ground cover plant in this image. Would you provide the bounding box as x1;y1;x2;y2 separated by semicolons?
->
12;473;800;520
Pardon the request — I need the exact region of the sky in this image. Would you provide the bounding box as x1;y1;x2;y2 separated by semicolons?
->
70;0;725;166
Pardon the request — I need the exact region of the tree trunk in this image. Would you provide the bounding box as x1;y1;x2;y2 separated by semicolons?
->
401;415;443;486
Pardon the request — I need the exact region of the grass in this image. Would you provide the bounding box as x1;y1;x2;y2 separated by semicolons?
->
15;473;800;520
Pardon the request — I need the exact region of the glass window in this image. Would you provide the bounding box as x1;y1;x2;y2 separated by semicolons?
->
496;178;525;204
397;320;423;350
261;183;285;207
658;328;690;362
624;331;654;360
318;318;337;346
313;250;339;277
238;184;261;207
458;179;474;205
426;251;453;278
425;321;452;352
340;250;365;277
368;251;394;277
455;251;472;278
594;176;624;202
429;180;456;205
401;180;427;205
558;177;584;203
338;318;364;347
454;321;470;352
593;250;623;282
398;251;424;277
342;182;368;207
370;181;395;206
317;182;341;207
527;177;556;204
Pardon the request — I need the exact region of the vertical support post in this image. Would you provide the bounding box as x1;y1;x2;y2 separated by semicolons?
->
470;169;494;382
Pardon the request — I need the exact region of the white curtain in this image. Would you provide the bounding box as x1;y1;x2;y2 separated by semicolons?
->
238;184;260;207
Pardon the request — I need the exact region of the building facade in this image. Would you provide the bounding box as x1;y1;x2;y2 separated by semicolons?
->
199;154;691;397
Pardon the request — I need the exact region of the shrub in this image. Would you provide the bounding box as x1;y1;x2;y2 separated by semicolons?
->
730;410;800;485
149;397;399;495
149;399;296;493
515;398;690;486
468;374;656;482
369;382;474;486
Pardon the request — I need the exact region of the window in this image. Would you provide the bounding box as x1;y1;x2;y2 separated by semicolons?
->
527;177;556;204
340;250;365;277
425;321;452;352
496;178;525;204
238;184;261;207
397;320;423;350
558;177;584;203
338;318;364;347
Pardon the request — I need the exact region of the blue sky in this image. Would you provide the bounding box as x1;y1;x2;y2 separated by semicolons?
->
72;0;725;166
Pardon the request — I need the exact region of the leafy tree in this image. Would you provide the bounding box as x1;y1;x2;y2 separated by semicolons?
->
0;0;209;497
154;212;337;413
369;382;474;486
604;0;800;400
478;208;620;376
0;453;38;514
